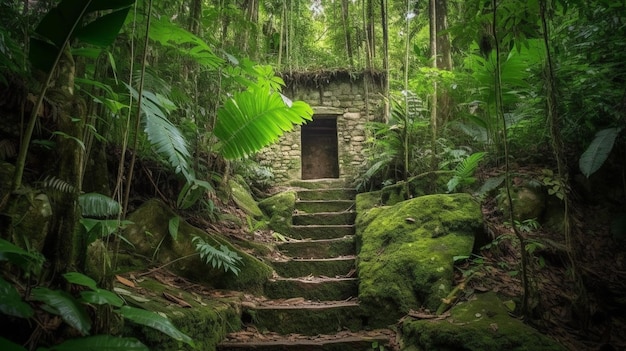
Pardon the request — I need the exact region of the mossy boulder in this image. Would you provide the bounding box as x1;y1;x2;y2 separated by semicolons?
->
400;292;566;351
356;193;483;327
258;191;296;236
3;189;52;252
228;177;264;219
498;182;546;221
123;199;272;293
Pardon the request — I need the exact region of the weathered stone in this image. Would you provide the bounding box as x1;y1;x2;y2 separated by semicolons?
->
258;191;296;235
400;292;566;351
228;178;264;219
123;199;272;293
356;193;483;327
498;183;546;221
255;75;384;185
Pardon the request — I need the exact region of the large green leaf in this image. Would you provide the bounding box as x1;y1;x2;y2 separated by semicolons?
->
31;288;91;336
0;277;34;319
29;0;135;72
214;87;313;159
40;335;148;351
0;337;27;351
117;306;195;348
579;127;622;178
0;238;45;275
63;272;97;290
78;193;122;218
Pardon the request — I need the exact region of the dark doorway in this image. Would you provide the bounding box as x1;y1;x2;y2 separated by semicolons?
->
301;116;339;179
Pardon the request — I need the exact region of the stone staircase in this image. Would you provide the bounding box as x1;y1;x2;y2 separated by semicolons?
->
217;180;395;351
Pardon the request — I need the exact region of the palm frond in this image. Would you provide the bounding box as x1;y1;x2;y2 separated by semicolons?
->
214;87;313;159
126;84;193;181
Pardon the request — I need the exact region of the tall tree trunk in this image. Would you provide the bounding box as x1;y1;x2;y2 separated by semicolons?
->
435;0;453;126
362;0;373;70
380;0;389;122
367;0;375;61
429;0;438;176
42;46;86;274
341;0;354;67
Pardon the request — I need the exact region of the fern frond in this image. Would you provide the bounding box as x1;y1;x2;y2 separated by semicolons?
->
0;139;17;160
455;152;486;179
41;176;75;193
192;236;243;275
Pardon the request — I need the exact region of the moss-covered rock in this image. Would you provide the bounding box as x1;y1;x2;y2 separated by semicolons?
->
120;276;241;351
123;199;272;294
258;191;296;236
4;190;52;252
356;193;483;327
400;292;566;351
497;182;546;221
228;177;264;219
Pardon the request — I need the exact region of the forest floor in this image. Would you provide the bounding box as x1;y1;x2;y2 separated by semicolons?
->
169;166;626;351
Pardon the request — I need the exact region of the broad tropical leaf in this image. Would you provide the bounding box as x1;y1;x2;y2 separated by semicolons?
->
29;0;134;72
0;277;33;319
0;238;45;276
31;288;91;335
0;337;27;351
579;127;622;178
79;193;121;218
117;306;195;348
79;290;124;308
63;272;97;290
214;87;313;159
39;335;148;351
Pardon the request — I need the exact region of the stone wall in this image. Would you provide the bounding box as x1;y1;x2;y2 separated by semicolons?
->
256;72;385;185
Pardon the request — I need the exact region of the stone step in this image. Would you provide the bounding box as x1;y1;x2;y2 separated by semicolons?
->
241;300;365;335
293;211;356;226
277;237;355;259
270;257;355;278
217;329;395;351
297;188;357;201
288;179;350;189
265;277;358;301
295;200;355;213
289;225;355;240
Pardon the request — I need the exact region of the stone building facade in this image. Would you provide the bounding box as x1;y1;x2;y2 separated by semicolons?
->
256;71;386;185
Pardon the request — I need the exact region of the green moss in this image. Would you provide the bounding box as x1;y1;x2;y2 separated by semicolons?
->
258;191;296;235
5;190;52;252
122;276;241;351
401;292;566;351
356;194;483;327
228;178;264;219
124;199;272;294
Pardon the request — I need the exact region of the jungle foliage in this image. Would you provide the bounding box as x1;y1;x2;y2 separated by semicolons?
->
0;0;624;349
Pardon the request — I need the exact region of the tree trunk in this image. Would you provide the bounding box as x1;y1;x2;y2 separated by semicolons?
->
341;0;354;67
42;46;86;275
435;0;453;126
380;0;389;122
